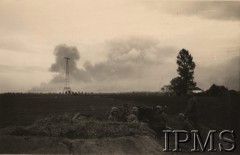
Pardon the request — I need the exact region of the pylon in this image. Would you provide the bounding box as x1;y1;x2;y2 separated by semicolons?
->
63;57;71;94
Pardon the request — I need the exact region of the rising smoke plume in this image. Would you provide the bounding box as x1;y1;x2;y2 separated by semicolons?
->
30;38;240;93
30;38;178;92
50;38;178;84
50;45;80;74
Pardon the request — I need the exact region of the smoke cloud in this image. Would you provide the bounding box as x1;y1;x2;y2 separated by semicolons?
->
48;44;91;84
81;38;176;81
50;44;80;73
30;38;177;92
30;38;240;93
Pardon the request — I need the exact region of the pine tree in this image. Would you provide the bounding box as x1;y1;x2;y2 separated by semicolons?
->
170;49;196;95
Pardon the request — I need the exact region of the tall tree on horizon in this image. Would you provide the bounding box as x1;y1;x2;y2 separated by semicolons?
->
170;49;196;95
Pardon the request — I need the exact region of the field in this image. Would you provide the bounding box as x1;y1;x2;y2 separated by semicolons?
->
0;93;239;154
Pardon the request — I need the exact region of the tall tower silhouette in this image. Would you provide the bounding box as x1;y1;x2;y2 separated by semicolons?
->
63;57;71;94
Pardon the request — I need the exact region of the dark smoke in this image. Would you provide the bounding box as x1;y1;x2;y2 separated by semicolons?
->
50;44;80;74
51;38;177;83
30;38;177;92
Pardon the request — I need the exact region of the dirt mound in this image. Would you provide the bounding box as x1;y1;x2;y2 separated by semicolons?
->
3;114;155;139
0;114;164;154
0;135;163;154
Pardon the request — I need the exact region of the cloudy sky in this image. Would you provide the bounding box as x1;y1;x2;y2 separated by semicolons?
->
0;0;239;93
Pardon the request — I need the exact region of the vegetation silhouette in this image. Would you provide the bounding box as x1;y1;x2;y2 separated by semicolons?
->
170;49;196;95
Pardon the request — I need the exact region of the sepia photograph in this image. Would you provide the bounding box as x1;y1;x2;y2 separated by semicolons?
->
0;0;239;154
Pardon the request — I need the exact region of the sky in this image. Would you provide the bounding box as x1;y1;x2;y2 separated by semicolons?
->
0;0;239;93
